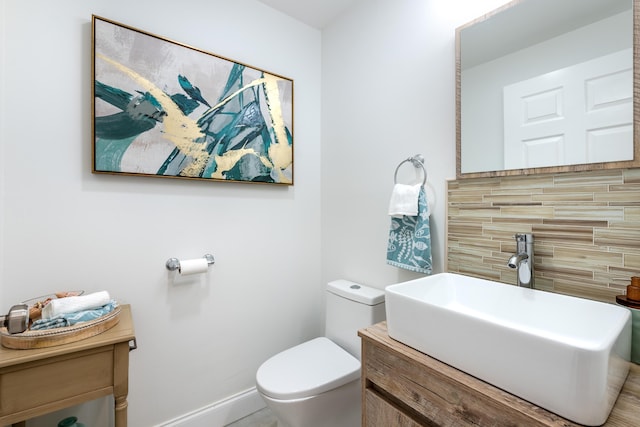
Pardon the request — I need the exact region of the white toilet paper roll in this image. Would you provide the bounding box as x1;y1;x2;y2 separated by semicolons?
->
178;258;209;275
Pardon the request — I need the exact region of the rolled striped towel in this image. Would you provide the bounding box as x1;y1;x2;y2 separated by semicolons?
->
41;291;111;320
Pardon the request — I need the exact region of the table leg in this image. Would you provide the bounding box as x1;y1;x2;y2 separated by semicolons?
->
114;396;128;427
113;342;130;427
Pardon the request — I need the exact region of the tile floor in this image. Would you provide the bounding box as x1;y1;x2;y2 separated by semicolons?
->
225;407;278;427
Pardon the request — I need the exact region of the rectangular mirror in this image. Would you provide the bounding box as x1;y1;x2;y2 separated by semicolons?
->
456;0;640;178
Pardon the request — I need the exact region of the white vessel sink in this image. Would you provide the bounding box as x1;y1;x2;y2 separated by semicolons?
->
385;273;631;426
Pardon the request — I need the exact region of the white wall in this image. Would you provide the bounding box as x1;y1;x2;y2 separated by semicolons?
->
0;0;6;309
321;0;512;288
0;0;520;425
1;1;322;426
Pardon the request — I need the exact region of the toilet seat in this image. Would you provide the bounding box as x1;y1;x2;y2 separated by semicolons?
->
256;337;360;400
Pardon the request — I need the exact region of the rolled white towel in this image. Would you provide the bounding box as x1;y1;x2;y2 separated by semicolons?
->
41;291;111;320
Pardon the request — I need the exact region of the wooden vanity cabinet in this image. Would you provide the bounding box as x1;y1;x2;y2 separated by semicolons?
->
359;321;640;427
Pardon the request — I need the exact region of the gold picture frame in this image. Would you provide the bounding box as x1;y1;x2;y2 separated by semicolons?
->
92;16;294;185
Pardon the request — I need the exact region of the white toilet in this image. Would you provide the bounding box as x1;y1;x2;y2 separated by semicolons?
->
255;279;385;427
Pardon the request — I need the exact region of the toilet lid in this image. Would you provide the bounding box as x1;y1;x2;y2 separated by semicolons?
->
256;337;360;400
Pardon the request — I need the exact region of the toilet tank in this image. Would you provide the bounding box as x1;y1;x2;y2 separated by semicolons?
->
325;279;385;359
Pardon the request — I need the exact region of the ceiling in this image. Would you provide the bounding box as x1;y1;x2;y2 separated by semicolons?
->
255;0;360;29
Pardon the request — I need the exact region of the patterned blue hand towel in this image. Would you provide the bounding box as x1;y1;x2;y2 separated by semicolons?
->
386;187;432;274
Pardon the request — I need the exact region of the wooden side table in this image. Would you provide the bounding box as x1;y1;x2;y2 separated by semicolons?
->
0;304;136;427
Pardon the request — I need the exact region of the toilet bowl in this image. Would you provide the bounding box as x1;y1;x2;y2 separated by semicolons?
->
256;337;361;427
255;280;385;427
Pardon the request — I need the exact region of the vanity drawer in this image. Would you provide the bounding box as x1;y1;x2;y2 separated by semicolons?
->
364;388;423;427
0;348;113;416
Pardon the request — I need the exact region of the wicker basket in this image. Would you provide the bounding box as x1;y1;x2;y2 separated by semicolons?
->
0;306;121;349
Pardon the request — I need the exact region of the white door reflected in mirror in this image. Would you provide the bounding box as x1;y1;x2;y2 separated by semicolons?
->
457;0;638;177
503;49;633;169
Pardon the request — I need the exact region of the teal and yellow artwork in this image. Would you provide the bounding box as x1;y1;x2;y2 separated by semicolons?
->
92;16;294;185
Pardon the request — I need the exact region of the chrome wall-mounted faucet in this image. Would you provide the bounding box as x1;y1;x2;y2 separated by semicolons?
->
507;233;534;288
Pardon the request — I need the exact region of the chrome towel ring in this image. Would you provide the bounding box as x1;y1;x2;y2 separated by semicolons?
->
394;154;427;186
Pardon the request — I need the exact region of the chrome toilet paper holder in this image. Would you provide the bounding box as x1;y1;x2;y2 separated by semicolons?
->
165;254;215;271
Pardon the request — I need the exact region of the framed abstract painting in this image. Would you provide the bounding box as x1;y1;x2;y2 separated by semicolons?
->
92;16;294;185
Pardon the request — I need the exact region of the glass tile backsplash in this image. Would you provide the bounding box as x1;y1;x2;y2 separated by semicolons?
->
447;169;640;303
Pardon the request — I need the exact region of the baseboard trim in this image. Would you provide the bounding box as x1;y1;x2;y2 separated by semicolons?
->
157;387;265;427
